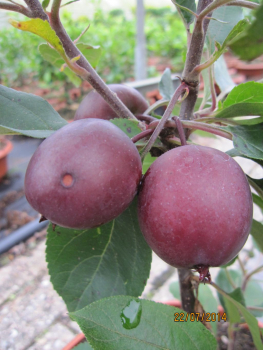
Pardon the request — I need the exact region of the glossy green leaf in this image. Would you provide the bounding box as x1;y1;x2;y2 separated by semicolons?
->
215;82;263;121
229;4;263;60
172;0;196;26
202;19;248;68
46;200;152;312
142;153;157;174
215;285;263;350
70;296;217;350
39;43;101;87
226;123;263;160
159;68;174;100
250;219;263;252
110;118;141;138
206;6;243;53
0;84;67;138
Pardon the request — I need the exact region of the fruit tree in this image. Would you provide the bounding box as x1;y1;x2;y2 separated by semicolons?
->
0;0;263;349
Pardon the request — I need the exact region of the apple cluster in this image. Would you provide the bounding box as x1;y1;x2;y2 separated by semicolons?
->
25;84;253;276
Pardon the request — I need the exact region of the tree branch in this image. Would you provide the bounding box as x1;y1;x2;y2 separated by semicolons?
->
179;0;213;122
178;0;214;314
0;1;32;17
48;4;137;121
23;0;49;20
227;0;259;9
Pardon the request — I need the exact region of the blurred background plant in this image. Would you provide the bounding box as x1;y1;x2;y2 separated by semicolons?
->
0;6;186;87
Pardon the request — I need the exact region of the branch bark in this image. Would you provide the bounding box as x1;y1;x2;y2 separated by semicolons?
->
178;0;214;313
0;1;32;17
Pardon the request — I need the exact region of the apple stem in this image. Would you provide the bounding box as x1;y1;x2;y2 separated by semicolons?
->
140;82;188;160
194;265;211;283
131;129;154;144
136;115;159;124
172;116;187;146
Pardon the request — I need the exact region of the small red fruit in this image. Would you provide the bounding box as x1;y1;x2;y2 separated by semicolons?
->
74;84;148;121
25;119;142;229
138;145;253;281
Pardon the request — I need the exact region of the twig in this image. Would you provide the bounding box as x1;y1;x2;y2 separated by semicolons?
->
47;2;138;121
181;120;233;139
140;82;188;159
227;0;259;9
0;1;32;17
131;129;154;144
23;0;49;20
247;306;263;312
242;265;263;291
198;0;235;23
173;116;187;146
237;256;246;276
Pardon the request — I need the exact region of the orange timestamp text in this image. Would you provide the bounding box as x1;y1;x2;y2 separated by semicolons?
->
174;312;227;322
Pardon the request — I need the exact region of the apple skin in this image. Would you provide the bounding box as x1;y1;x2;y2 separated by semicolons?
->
25;119;142;229
137;145;253;269
74;84;148;121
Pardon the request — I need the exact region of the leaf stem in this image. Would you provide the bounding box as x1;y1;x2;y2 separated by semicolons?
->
237;256;246;276
227;0;259;9
198;0;235;23
173;116;187;146
225;268;237;289
140;82;188;159
242;265;263;291
181;120;233;139
131;129;154;144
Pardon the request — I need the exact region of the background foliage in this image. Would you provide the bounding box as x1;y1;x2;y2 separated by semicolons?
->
0;7;186;86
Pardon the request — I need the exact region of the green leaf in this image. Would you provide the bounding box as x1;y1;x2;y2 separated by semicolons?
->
0;84;67;138
223;288;245;323
250;219;263;252
215;82;263;121
172;0;196;26
226;123;263;160
202;19;248;68
206;6;243;53
159;68;174;100
216;269;242;309
142;153;157;174
39;44;81;86
70;296;217;350
215;285;263;350
221;256;238;268
244;280;263;317
73;342;93;350
224;82;263;107
9;18;67;58
39;43;101;87
253;193;263;212
110;118;141;139
229;4;263;61
42;0;50;10
46;200;152;312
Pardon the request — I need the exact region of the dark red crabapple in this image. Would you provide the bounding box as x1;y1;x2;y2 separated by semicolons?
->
137;145;253;281
25;119;142;229
74;84;148;121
